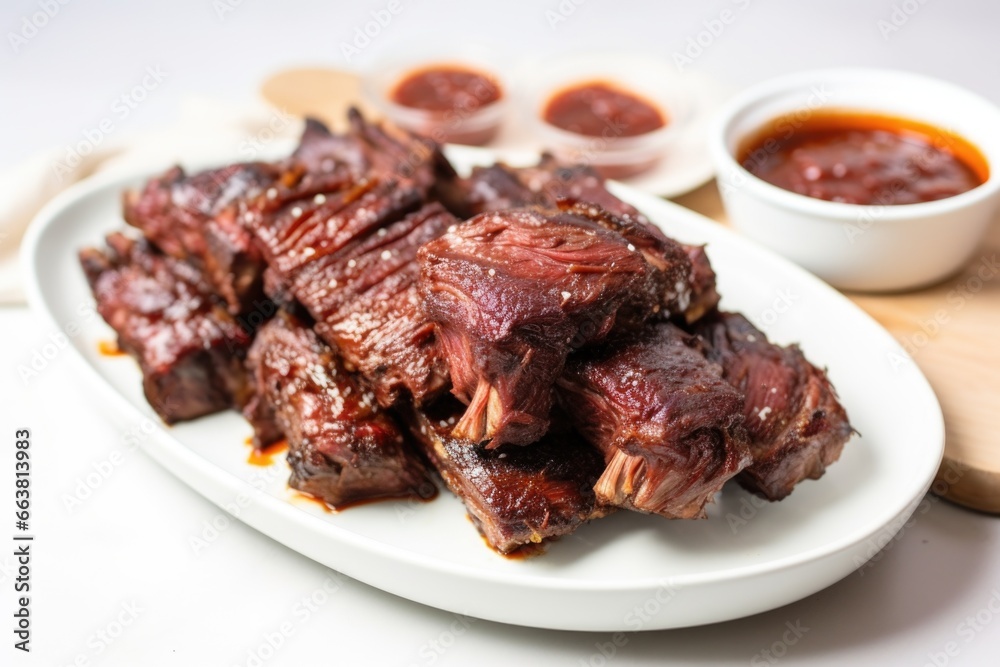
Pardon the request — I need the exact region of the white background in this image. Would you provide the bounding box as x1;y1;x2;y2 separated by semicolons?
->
3;0;1000;665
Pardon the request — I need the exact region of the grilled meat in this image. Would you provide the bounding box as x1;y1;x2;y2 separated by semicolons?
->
692;312;853;500
250;190;456;407
409;399;607;554
245;312;435;507
518;154;650;222
85;106;856;555
683;244;721;323
79;232;251;423
441;163;545;219
418;204;693;448
558;323;751;518
449;155;718;323
122;162;278;316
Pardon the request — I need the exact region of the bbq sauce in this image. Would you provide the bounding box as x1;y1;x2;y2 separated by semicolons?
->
738;110;988;205
497;541;545;560
291;487;438;512
391;65;502;113
98;339;125;356
246;439;288;466
543;81;667;138
292;491;333;512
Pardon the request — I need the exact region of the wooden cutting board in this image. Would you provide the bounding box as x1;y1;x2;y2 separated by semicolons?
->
261;67;1000;515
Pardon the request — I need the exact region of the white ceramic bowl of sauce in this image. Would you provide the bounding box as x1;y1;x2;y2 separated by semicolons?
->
709;69;1000;292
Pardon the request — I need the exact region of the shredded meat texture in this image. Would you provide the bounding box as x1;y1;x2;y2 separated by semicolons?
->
245;312;435;508
418;206;686;449
447;155;718;324
557;323;751;518
79;233;252;423
408;399;608;554
692;312;854;500
555;201;693;318
122;162;278;316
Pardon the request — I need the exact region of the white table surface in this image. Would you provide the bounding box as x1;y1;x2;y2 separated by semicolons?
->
3;1;1000;665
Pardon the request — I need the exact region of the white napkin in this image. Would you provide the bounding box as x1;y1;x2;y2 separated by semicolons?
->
0;97;303;305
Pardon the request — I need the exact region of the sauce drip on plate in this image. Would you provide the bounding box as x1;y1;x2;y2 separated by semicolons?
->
246;439;288;466
98;339;125;356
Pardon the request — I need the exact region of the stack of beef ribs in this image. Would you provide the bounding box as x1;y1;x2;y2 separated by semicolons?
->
80;109;854;555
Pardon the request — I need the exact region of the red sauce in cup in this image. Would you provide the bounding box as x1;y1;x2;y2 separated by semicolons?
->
543;81;667;138
738;110;988;205
390;65;503;145
392;65;501;113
